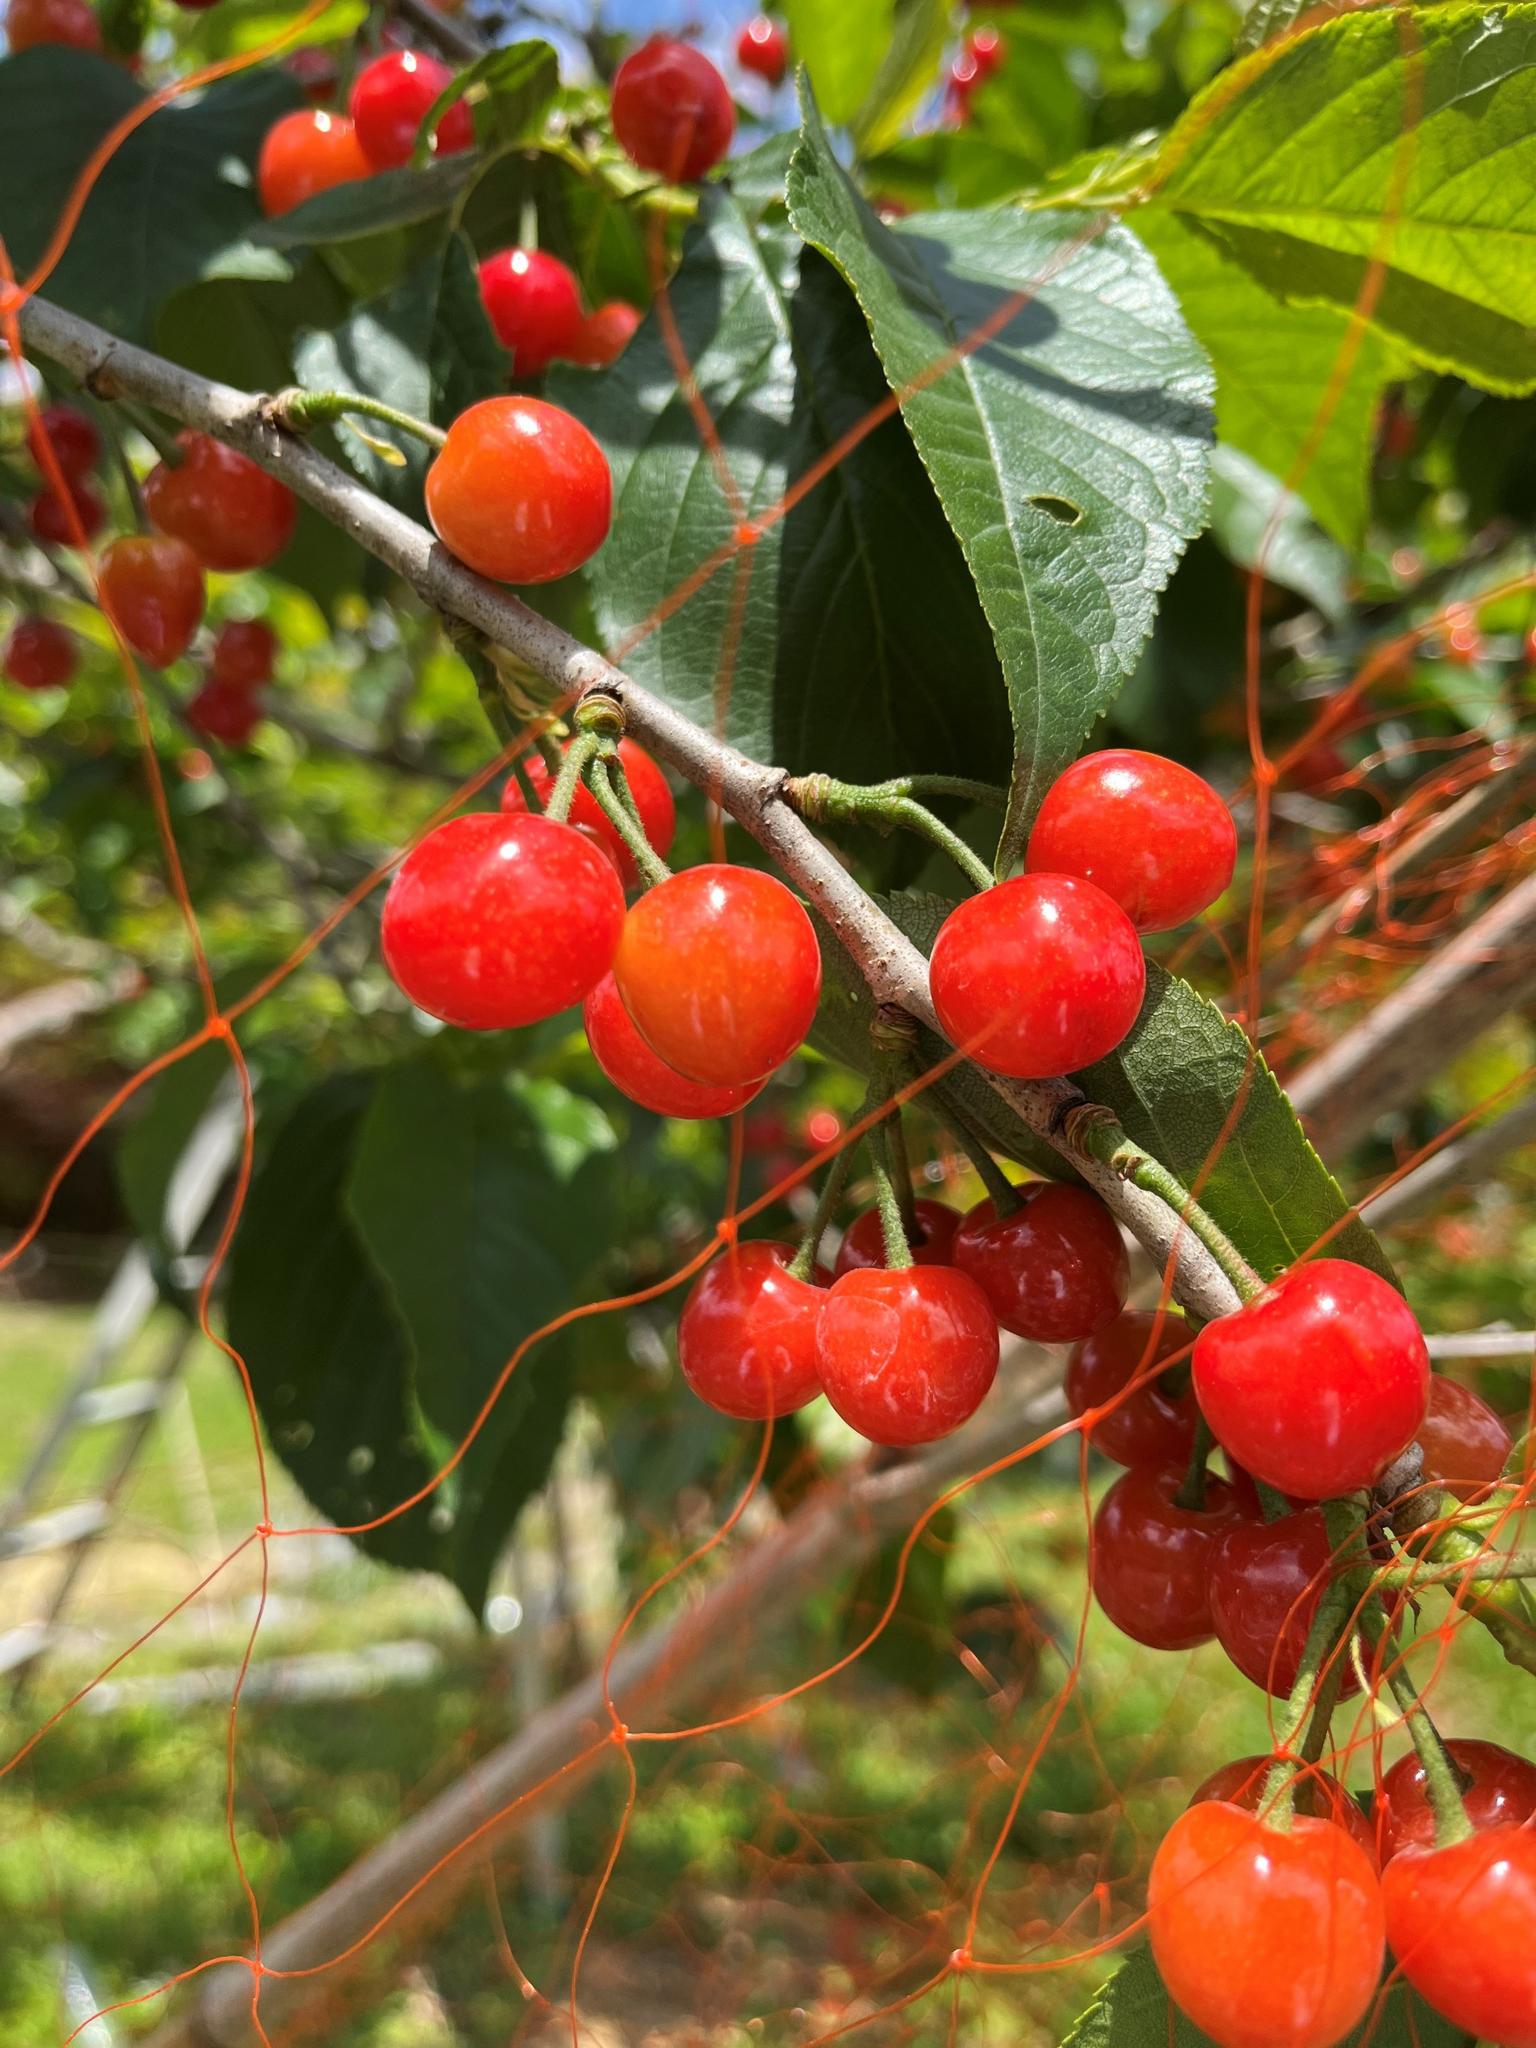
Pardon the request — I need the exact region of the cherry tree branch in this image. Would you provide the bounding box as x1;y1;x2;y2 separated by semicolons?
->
12;292;1245;1323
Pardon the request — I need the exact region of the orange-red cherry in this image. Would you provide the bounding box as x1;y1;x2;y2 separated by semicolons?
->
477;249;584;377
1150;1801;1385;2048
6;0;101;50
257;109;371;218
815;1265;999;1446
736;15;788;84
500;736;674;886
1026;749;1237;932
584;973;761;1120
928;873;1146;1079
381;811;624;1031
677;1241;823;1419
833;1198;959;1276
952;1182;1128;1343
350;49;472;169
425;397;611;585
611;38;734;182
1191;1756;1377;1865
1377;1740;1536;1859
1383;1826;1536;2047
612;865;821;1087
3;616;76;690
98;536;205;669
566;301;642;368
143;431;297;572
1065;1310;1197;1468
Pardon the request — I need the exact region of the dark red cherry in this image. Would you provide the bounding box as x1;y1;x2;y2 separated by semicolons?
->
815;1265;998;1446
952;1182;1128;1344
209;619;278;692
1065;1310;1198;1468
3;616;76;691
1416;1374;1511;1502
611;38;734;183
833;1197;959;1276
143;431;297;572
27;476;106;547
1091;1462;1245;1651
1191;1755;1377;1865
677;1241;823;1419
1207;1507;1359;1700
27;403;100;481
186;677;261;746
1377;1740;1536;1859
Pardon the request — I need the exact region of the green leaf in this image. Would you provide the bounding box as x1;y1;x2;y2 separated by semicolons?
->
254;153;479;248
1149;4;1536;395
1077;965;1396;1286
1063;1945;1475;2048
293;233;503;512
1135;209;1392;547
786;90;1214;864
344;1062;600;1614
839;1507;956;1696
782;2;893;127
1206;445;1350;623
225;1075;452;1580
411;38;560;165
551;188;1013;788
851;0;951;157
0;51;296;344
1233;0;1309;59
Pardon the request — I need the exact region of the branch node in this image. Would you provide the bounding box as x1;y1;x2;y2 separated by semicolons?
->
573;691;625;740
1057;1098;1115;1159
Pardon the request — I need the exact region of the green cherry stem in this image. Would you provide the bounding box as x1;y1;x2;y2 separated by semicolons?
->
788;1137;857;1283
1355;1599;1474;1848
274;387;448;451
892;798;995;893
928;1082;1021;1217
868;1127;916;1273
113;398;185;467
1259;1499;1366;1828
785;774;994;892
587;753;672;887
543;730;603;823
1171;1413;1215;1513
902;773;1009;810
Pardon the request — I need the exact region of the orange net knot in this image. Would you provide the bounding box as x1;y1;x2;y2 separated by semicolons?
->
733;520;761;549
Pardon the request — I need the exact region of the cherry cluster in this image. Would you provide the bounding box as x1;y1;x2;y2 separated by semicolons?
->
946;25;1005;122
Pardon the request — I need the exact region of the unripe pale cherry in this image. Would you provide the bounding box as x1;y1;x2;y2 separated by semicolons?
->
1149;1802;1385;2048
1192;1258;1430;1499
1382;1827;1536;2047
611;38;734;182
952;1182;1128;1344
1026;748;1237;932
583;973;761;1120
425;397;611;585
815;1264;998;1446
677;1242;823;1419
98;535;206;669
928;873;1146;1079
381;811;624;1031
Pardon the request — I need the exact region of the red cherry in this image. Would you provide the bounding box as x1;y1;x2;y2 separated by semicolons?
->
381;811;624;1032
27;476;105;547
2;616;75;691
98;536;205;669
1191;1755;1377;1865
1442;602;1485;667
1065;1310;1197;1468
1192;1259;1430;1499
285;45;338;102
1026;750;1237;933
815;1265;998;1446
611;38;734;182
1383;1827;1536;2047
929;874;1146;1079
210;619;278;692
350;49;472;170
833;1198;959;1276
677;1241;823;1419
952;1182;1127;1344
257;109;371;218
1207;1508;1360;1699
1417;1374;1511;1501
186;677;261;746
1150;1802;1385;2048
501;736;674;886
1378;1740;1536;1860
612;865;821;1087
143;431;297;572
5;0;101;50
425;397;611;585
476;248;584;377
565;301;642;368
27;403;100;481
584;973;761;1120
1091;1463;1245;1651
1286;738;1347;792
736;14;788;84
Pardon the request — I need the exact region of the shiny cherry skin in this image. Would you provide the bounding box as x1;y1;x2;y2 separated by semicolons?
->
500;735;674;886
27;477;105;547
209;619;278;691
584;973;761;1120
611;38;735;182
27;403;100;481
1192;1259;1430;1500
677;1241;823;1419
381;811;624;1031
143;432;297;572
612;864;821;1087
929;873;1146;1079
1378;1740;1536;1859
1065;1310;1197;1468
1417;1373;1511;1501
257;110;371;218
952;1182;1128;1344
1026;749;1237;933
565;301;642;368
5;0;101;50
425;397;611;585
834;1198;959;1276
1150;1802;1385;2048
1191;1756;1376;1864
1091;1462;1245;1651
3;616;75;690
1383;1827;1536;2047
187;677;261;746
1207;1508;1359;1699
98;536;205;669
815;1265;999;1447
476;249;584;377
350;49;472;170
736;15;788;84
